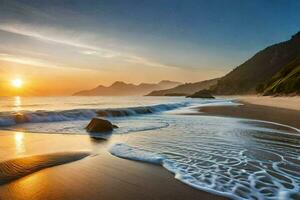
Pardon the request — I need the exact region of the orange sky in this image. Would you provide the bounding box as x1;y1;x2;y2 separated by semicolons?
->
1;1;299;96
0;59;226;96
4;0;286;96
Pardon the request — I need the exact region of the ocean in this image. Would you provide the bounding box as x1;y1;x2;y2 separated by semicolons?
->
0;96;299;200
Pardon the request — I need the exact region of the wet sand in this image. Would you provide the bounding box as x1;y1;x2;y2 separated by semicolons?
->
199;99;300;129
236;95;300;111
0;152;90;185
1;96;298;200
0;131;227;200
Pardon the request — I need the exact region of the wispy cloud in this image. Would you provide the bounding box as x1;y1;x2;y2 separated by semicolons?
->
124;55;175;68
0;23;118;57
0;53;57;68
0;22;178;69
0;53;94;71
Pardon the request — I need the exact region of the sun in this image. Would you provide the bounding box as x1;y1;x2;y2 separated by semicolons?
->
11;79;23;88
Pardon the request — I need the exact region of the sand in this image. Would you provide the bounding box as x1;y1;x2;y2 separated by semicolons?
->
0;130;227;200
199;96;300;129
0;152;90;185
0;96;299;200
227;95;300;111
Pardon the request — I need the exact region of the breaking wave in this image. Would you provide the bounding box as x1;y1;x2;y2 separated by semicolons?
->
0;102;189;127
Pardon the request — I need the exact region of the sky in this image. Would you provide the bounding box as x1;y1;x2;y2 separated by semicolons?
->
0;0;300;96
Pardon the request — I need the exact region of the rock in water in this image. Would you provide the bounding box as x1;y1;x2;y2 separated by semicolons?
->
186;89;215;99
14;113;29;123
86;118;118;132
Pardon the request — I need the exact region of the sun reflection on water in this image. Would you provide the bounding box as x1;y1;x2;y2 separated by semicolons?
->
13;96;22;111
14;132;25;155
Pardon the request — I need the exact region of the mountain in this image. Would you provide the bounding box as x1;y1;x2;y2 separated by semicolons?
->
73;80;181;96
258;55;300;95
146;78;219;96
212;31;300;94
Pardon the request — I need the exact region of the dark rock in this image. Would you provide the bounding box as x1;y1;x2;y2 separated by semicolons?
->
14;113;29;123
186;89;215;99
86;118;117;132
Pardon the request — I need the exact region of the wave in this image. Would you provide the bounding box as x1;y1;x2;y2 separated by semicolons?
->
0;102;189;127
109;143;300;200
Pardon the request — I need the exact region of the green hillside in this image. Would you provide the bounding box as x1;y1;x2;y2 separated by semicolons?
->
212;32;300;94
259;56;300;95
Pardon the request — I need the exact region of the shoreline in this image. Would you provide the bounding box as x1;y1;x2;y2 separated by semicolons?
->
0;96;299;199
198;99;300;129
218;95;300;111
0;130;228;200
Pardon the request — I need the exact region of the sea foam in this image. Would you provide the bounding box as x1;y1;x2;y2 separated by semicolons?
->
0;102;189;127
110;143;164;164
108;116;300;200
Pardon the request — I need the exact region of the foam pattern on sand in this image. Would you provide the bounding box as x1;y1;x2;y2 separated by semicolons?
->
0;152;90;185
110;143;165;164
109;115;300;200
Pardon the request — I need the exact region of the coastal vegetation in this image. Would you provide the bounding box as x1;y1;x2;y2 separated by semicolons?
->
258;56;300;95
211;32;300;95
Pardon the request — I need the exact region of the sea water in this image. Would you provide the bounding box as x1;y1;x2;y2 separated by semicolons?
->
0;96;299;200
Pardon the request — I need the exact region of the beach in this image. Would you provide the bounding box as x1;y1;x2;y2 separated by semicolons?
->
1;1;300;199
199;96;300;129
0;96;299;200
0;131;227;200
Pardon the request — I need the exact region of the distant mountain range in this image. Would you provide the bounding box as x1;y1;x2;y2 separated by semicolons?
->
212;31;300;95
148;31;300;97
73;80;181;96
75;32;300;97
146;78;219;96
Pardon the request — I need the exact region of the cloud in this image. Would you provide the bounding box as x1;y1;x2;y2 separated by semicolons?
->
0;23;117;56
0;53;94;71
0;22;179;69
124;55;175;68
80;50;119;58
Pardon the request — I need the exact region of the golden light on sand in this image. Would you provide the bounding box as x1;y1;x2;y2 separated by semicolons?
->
11;79;23;88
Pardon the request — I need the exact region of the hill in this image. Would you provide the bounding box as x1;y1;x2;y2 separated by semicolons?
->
258;56;300;95
146;78;219;96
73;80;181;96
212;32;300;94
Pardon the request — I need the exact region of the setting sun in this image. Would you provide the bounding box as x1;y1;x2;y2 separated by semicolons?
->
11;79;23;88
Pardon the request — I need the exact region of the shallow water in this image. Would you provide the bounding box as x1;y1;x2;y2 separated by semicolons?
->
109;115;300;200
0;96;299;200
0;96;235;132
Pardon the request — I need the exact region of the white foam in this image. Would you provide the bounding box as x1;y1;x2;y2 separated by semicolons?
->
167;98;241;114
0;102;190;127
110;143;300;200
108;115;300;200
0;99;238;129
109;143;164;164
